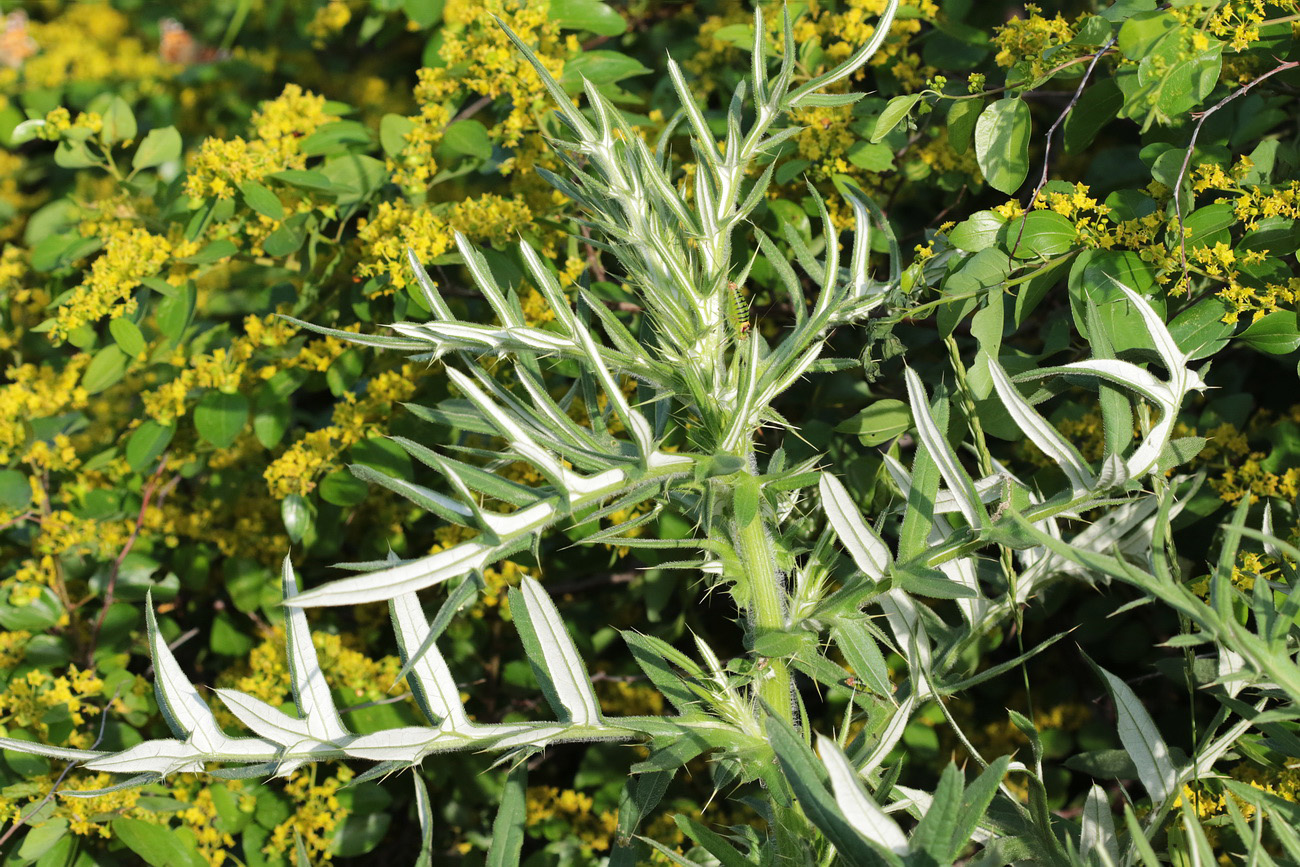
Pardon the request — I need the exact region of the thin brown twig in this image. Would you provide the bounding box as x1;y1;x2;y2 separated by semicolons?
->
1010;35;1118;256
87;455;171;659
949;49;1116;102
1173;58;1299;286
0;510;34;533
446;95;493;129
579;224;607;283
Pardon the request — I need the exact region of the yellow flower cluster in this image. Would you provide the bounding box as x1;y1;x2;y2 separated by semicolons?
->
264;766;354;862
0;354;91;463
306;0;352;46
356;194;537;288
264;363;420;498
186;84;339;199
0;630;30;670
59;773;155;836
51;228;194;341
1;5;166;93
1175;759;1300;829
389;102;450;188
0;665;104;748
1188;550;1279;598
214;625;409;722
172;778;246;867
992;4;1077;78
690;0;938;95
37;106;103;140
525;785;619;853
140;314;346;424
595;677;664;716
1191;0;1269;53
416;0;569;148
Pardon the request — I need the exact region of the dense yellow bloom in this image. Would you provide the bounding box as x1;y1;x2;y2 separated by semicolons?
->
0;664;104;748
186;84;339;199
0;354;91;462
51;228;192;340
356;194;535;288
992;5;1077;77
415;0;567;148
264;363;421;498
19;5;166;91
525;785;619;853
265;766;354;862
307;0;352;45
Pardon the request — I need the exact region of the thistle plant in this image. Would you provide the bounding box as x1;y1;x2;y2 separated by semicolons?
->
5;4;1264;864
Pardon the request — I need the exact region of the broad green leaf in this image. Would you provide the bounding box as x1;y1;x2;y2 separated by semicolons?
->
109;316;146;357
126;421;175;473
113;818;206;867
947;97;982;155
1009;210;1077;258
1238;311;1300;355
97;95;137;144
132;126;181;169
948;210;1006;252
441;119;493;160
0;469;31;510
871;94;922;143
974;98;1031;194
193;391;249;449
380;113;416;158
239;181;285;220
560;51;652;93
82;344;128;395
836;399;910;446
551;0;627;35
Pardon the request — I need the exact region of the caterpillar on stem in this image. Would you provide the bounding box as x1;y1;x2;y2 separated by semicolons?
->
725;281;750;341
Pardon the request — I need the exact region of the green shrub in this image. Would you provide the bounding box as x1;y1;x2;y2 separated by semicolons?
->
0;1;1298;864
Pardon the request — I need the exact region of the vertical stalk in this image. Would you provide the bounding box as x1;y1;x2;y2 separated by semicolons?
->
732;471;795;724
945;335;1034;720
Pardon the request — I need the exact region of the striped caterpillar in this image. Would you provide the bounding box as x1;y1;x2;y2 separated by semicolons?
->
725;281;750;341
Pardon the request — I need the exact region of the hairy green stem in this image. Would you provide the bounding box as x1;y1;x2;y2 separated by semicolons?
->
733;477;795;724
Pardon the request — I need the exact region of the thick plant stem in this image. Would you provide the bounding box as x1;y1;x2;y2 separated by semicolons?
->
733;478;796;725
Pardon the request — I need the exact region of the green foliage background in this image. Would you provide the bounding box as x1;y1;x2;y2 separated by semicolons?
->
0;0;1298;863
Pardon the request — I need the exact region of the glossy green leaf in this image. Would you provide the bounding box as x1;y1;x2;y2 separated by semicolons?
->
193;391;249;449
132;126;181;169
974;98;1031;195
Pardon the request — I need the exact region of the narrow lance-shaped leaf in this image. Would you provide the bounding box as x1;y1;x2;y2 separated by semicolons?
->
1087;655;1179;804
820;472;891;581
816;734;909;855
282;558;349;742
904;368;988;530
1080;783;1120;866
988;357;1094;495
487;763;528;867
389;589;475;731
509;576;603;726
